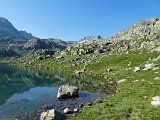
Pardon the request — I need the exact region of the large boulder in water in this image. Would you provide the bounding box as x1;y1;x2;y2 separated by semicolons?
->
57;85;79;99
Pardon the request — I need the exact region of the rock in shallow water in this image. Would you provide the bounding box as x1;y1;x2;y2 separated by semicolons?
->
40;109;55;120
57;85;79;99
73;108;79;112
63;108;71;114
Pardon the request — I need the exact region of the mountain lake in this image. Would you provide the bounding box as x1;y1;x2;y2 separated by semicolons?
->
0;63;111;120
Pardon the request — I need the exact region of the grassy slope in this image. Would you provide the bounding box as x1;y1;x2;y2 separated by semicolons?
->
71;51;160;120
18;50;160;119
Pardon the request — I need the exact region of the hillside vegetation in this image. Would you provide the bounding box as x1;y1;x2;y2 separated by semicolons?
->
11;17;160;119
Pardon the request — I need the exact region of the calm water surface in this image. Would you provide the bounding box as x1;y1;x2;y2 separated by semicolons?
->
0;63;108;119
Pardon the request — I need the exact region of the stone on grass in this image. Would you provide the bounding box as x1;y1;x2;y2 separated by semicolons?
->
153;55;160;61
151;96;160;106
117;79;126;84
57;85;79;99
107;69;112;72
75;69;86;75
133;80;139;83
144;63;157;70
133;67;141;72
154;77;160;80
152;67;159;70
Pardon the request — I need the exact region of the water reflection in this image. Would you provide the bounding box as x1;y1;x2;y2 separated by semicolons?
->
0;63;64;105
0;63;114;119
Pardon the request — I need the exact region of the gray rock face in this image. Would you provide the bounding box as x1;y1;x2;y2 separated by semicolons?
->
40;109;55;120
0;17;34;39
144;63;157;70
140;41;155;49
57;85;79;99
23;39;67;51
79;35;103;42
153;46;160;52
108;17;160;41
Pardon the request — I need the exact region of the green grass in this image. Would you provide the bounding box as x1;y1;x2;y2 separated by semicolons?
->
71;51;160;120
15;50;160;120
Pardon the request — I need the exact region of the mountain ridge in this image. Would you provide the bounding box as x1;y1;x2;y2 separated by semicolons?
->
0;17;35;40
108;17;160;41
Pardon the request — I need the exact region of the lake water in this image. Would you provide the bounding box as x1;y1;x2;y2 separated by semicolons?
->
0;63;109;120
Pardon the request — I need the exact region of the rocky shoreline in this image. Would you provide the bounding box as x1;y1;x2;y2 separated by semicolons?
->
16;91;109;120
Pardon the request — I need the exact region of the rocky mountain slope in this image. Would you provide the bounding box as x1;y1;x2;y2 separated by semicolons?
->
15;17;159;66
0;38;69;59
0;17;71;59
68;17;160;56
108;17;160;41
0;17;35;40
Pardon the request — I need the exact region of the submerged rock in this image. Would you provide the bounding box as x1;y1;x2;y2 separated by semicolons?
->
57;85;79;99
40;109;55;120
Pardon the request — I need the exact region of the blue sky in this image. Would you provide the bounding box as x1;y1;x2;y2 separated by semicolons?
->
0;0;159;41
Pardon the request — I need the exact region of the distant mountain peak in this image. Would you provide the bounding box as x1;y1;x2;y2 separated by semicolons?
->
0;17;35;40
81;35;102;41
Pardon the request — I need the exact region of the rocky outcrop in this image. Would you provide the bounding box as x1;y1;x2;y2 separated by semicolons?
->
23;39;67;51
57;85;79;99
108;17;160;41
144;63;157;70
62;17;159;59
0;47;20;58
